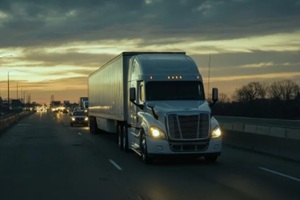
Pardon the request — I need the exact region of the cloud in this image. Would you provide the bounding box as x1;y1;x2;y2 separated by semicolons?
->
0;0;300;48
1;0;300;102
239;62;274;69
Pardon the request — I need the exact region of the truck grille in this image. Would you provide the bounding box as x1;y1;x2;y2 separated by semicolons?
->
167;113;210;140
169;141;209;152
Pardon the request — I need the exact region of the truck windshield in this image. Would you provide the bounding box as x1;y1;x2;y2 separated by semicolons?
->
146;81;205;101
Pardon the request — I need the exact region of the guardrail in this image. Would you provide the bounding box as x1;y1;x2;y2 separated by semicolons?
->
215;116;300;162
0;111;32;132
215;116;300;140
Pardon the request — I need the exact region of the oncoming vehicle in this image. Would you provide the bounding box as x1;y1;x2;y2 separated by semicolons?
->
70;110;88;126
88;52;222;163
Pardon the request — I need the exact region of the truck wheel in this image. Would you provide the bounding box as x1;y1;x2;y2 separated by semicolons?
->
117;124;123;149
89;117;97;134
140;132;152;164
122;125;129;152
89;118;94;133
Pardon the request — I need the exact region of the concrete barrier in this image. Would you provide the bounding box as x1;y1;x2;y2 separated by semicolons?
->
270;127;286;138
244;125;256;134
216;116;300;140
222;129;300;162
287;129;300;140
222;122;233;130
233;123;244;132
0;111;32;132
216;116;300;162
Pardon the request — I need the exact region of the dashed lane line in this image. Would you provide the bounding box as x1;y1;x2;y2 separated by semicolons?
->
109;159;123;171
17;124;30;126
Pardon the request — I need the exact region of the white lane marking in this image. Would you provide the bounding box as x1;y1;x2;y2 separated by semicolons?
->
78;132;82;136
109;159;123;171
17;124;30;126
259;167;300;183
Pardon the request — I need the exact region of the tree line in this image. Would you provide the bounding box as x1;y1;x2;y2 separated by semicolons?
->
212;80;300;120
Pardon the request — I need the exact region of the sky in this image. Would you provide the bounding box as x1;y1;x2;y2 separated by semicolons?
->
0;0;299;104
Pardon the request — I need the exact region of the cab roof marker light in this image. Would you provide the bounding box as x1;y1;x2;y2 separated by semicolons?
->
167;75;183;79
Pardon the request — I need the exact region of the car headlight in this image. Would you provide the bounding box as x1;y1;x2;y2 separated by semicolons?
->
84;117;88;121
149;127;165;139
71;117;76;121
211;126;222;138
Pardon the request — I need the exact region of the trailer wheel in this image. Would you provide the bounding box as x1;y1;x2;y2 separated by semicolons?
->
122;125;129;152
140;131;152;164
89;117;94;133
89;117;97;134
117;124;123;149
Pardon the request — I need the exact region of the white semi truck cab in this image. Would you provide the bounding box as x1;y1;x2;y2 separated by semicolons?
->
88;52;222;163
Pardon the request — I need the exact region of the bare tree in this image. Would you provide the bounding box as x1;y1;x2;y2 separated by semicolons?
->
267;80;299;100
267;81;281;100
219;93;230;103
233;82;266;102
279;80;299;100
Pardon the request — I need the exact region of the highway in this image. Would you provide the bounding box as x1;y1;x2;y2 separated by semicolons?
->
0;111;299;200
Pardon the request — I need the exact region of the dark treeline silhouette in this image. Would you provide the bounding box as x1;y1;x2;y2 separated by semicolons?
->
213;98;300;119
212;80;300;120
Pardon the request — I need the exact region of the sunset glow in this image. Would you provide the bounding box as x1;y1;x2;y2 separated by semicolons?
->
0;0;299;103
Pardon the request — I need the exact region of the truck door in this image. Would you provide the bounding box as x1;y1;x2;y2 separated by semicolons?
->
128;81;144;139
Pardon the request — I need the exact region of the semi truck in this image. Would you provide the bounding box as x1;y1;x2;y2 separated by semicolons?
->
88;52;222;163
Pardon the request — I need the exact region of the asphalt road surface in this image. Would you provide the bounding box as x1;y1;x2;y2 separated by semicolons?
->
0;111;299;200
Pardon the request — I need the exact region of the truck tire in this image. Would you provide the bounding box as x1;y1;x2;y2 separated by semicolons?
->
122;125;129;152
117;124;123;149
89;117;97;134
140;131;153;164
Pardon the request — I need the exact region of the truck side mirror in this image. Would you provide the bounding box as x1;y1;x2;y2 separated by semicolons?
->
212;88;218;102
129;87;144;110
130;87;136;102
210;88;218;107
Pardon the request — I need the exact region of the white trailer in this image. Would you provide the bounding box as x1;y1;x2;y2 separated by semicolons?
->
88;52;222;163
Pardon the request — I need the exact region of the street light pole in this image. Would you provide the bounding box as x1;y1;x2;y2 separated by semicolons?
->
1;55;13;112
8;71;10;110
7;70;16;111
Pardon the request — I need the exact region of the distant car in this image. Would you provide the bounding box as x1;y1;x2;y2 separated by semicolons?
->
70;110;88;126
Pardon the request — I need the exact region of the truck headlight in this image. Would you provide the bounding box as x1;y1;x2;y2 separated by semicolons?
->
212;127;222;138
149;127;165;139
84;117;88;121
